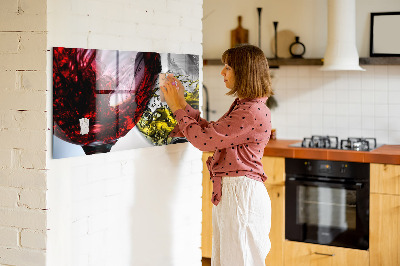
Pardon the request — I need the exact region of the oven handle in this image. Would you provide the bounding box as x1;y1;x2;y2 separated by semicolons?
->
286;177;364;189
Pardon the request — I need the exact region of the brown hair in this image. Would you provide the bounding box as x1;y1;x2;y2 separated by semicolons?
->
221;44;273;99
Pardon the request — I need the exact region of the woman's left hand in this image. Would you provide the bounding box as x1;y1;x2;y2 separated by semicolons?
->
160;75;187;113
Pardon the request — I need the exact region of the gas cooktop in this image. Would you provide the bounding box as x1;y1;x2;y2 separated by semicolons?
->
289;135;382;151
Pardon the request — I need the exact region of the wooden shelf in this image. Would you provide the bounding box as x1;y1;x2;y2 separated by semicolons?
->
268;58;322;67
359;57;400;65
203;58;323;67
202;59;223;66
203;57;400;67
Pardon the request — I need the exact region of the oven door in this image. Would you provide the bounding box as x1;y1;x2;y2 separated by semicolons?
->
285;177;369;250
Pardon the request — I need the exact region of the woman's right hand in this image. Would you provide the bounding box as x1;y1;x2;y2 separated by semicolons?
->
160;74;187;112
168;74;187;107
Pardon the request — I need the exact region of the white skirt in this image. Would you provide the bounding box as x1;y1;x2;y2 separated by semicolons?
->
212;176;271;266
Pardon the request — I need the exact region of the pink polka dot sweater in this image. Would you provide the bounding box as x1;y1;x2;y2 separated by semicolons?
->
171;97;272;206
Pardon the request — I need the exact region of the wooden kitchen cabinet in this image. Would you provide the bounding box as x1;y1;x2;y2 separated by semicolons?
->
202;152;213;258
370;163;400;195
284;241;369;266
201;154;286;265
264;184;285;266
370;193;400;266
370;163;400;266
262;156;285;266
261;156;285;186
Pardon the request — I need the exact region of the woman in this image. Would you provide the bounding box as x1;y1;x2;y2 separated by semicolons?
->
161;44;273;266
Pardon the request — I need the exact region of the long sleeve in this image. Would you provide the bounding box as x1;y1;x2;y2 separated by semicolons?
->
173;104;259;152
169;104;210;137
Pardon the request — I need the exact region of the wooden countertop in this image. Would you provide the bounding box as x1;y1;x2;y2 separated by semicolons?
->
264;139;400;165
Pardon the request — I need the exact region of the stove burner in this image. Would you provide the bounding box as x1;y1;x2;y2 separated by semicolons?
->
295;136;378;151
340;137;377;151
301;135;339;149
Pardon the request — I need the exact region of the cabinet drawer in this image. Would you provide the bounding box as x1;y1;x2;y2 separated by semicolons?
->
370;163;400;195
284;241;369;266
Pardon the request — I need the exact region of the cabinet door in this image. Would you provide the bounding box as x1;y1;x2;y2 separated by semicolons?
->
265;184;284;266
262;156;285;185
284;241;369;266
370;193;400;266
202;152;213;258
370;163;400;195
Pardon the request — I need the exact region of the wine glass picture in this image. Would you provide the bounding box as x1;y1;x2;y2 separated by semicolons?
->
52;47;199;159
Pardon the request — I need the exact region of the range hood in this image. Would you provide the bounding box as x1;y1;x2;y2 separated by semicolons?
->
320;0;365;71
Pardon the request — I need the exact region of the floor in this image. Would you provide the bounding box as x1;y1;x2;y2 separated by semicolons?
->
202;257;211;266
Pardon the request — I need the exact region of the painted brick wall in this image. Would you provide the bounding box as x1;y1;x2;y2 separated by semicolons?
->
0;0;48;265
1;0;203;265
46;0;203;266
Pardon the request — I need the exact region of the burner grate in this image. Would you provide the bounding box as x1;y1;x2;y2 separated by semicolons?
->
301;135;339;149
340;137;377;151
296;136;378;151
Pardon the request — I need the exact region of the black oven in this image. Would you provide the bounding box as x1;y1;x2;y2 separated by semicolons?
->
285;158;369;250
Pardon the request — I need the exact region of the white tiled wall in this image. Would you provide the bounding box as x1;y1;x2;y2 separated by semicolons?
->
203;65;400;144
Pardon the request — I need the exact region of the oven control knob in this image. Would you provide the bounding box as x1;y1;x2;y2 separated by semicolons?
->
304;161;312;171
340;164;347;174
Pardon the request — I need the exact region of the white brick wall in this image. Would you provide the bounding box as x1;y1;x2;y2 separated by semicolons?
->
0;169;47;189
2;0;203;265
0;227;19;247
0;187;19;208
21;229;47;250
0;248;46;266
46;1;203;266
0;208;46;230
20;189;47;210
0;0;48;265
0;0;46;32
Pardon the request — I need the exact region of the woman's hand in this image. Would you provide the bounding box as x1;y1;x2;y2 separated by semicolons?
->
160;74;187;113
